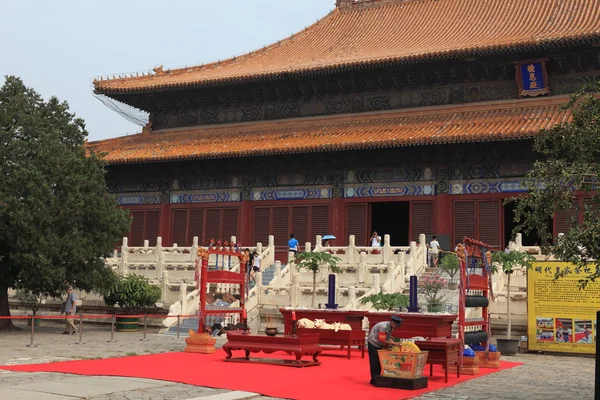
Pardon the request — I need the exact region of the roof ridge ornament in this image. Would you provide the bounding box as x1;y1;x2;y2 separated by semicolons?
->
336;0;414;10
153;65;165;76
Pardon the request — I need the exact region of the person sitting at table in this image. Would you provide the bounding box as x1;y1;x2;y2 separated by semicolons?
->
367;315;403;384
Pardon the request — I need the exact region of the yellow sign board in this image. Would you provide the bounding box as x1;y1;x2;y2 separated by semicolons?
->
528;261;597;354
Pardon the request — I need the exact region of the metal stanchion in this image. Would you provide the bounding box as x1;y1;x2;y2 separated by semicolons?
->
177;315;180;339
76;313;85;345
108;314;117;343
140;314;149;341
26;315;37;347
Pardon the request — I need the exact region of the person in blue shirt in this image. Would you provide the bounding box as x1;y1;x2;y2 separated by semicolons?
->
288;233;299;254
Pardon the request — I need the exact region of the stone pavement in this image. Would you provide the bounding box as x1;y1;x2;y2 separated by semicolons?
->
0;319;595;399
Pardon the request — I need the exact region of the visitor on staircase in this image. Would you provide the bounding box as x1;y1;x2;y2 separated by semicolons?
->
288;234;299;255
250;251;261;286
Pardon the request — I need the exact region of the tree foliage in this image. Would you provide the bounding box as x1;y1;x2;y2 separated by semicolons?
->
512;81;600;288
294;251;341;307
439;253;460;281
359;292;409;311
0;76;131;328
491;251;536;275
103;273;161;315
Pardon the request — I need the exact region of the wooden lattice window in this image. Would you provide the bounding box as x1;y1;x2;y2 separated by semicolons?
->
310;205;330;244
411;202;433;242
253;208;271;245
478;200;501;248
347;203;368;246
292;207;309;248
453;201;476;246
128;209;160;246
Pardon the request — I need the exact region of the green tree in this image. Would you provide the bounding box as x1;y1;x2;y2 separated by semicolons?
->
0;76;130;330
492;251;536;338
294;251;341;308
359;292;409;311
103;273;161;315
511;81;600;289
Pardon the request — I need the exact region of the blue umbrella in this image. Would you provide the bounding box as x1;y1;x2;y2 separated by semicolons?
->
322;234;336;240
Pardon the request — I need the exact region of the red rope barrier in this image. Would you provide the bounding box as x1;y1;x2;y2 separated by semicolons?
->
0;313;197;320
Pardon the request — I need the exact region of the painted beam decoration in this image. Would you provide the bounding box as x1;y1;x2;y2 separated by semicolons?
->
516;61;549;97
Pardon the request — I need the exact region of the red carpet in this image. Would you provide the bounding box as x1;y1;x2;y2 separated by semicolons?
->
0;350;521;400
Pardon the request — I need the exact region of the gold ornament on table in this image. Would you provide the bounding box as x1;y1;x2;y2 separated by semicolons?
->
390;341;421;353
456;243;466;261
197;246;210;260
485;250;492;267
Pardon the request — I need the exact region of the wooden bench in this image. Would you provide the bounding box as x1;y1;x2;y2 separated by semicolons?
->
223;331;322;367
414;338;461;383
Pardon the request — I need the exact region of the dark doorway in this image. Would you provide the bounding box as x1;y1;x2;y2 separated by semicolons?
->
503;201;552;247
370;202;410;246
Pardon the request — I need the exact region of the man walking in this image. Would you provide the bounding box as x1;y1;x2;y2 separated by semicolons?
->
63;286;78;335
367;315;402;384
429;235;441;267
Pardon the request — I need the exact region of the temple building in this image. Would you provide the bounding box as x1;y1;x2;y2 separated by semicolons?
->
91;0;600;259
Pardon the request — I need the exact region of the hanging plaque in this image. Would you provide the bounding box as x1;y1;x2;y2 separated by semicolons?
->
516;61;550;97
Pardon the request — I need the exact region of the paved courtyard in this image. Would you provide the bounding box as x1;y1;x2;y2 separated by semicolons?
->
0;319;595;399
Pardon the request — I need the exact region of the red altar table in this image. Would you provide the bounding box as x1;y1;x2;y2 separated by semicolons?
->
279;309;457;340
367;312;457;339
280;309;366;358
280;309;366;333
223;331;322;367
414;338;461;383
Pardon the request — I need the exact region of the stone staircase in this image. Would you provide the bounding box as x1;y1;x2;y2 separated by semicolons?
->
164;264;285;337
164;315;200;337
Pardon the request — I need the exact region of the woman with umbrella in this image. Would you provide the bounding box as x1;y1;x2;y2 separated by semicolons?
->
322;234;336;248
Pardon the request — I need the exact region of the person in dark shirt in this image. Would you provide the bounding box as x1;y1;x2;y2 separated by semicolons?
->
367;315;402;384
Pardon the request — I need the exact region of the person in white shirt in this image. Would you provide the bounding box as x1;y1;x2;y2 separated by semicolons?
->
429;236;440;267
251;251;261;284
371;231;381;247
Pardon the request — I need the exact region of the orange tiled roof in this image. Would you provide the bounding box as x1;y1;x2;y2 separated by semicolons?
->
94;0;600;94
89;96;571;165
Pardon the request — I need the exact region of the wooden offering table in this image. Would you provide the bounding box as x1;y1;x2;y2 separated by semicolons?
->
367;312;457;339
223;331;322;367
280;309;366;333
414;338;461;383
280;309;366;359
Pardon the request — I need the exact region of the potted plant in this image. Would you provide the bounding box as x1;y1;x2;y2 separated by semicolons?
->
418;275;447;313
15;289;47;327
491;250;535;355
359;292;409;311
294;251;341;308
439;253;460;290
103;273;161;332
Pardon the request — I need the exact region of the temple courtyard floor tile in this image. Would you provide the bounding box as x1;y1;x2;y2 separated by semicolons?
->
0;321;594;399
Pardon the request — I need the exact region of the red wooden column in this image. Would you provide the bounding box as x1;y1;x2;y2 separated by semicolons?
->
330;198;344;244
435;194;452;237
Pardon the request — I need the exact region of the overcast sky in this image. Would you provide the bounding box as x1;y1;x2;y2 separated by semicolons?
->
0;0;333;141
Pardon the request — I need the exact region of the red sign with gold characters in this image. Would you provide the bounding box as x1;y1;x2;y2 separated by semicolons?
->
516;61;550;97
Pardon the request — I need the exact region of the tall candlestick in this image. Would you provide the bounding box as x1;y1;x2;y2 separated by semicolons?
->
325;274;338;309
407;275;420;313
292;311;296;321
